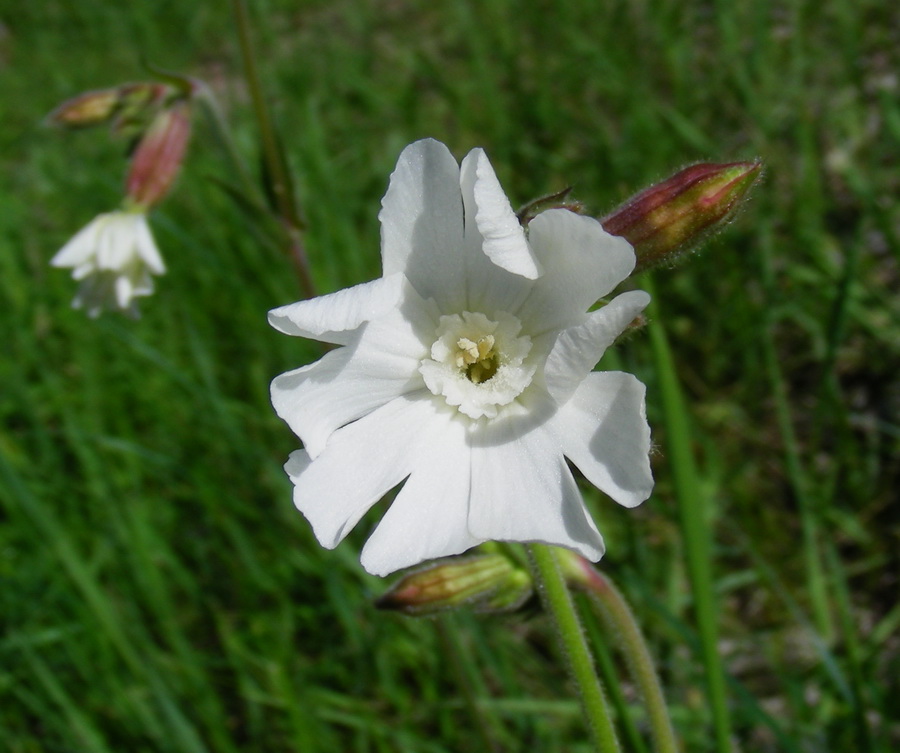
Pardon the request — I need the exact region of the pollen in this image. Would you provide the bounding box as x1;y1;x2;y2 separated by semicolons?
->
454;335;499;383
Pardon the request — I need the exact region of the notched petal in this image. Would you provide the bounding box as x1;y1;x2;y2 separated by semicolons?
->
468;412;605;561
519;209;636;333
286;397;437;549
472;149;542;279
268;273;406;345
360;413;480;576
379;139;467;310
554;372;653;508
544;290;651;403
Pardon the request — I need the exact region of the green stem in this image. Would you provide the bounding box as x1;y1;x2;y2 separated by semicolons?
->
580;604;650;753
230;0;315;299
574;564;680;753
644;276;733;752
527;544;621;753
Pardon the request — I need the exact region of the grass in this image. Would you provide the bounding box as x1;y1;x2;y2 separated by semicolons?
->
1;0;898;750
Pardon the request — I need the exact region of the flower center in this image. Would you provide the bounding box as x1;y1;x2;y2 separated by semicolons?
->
455;335;499;383
419;311;535;419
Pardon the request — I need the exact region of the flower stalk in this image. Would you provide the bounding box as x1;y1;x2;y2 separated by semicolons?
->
527;544;621;753
560;552;680;753
230;0;315;299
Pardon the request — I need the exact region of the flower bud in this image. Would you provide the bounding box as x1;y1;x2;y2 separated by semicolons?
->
125;102;192;210
47;83;171;135
375;552;533;616
109;83;172;141
601;161;762;272
47;88;121;128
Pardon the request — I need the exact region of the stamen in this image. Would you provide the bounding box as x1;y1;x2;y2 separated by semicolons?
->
419;310;535;419
455;335;498;383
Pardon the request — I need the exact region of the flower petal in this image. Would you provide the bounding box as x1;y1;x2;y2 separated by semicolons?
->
115;274;135;308
360;409;481;575
517;209;636;334
51;216;103;268
459;150;532;315
270;299;434;458
471;148;541;279
379;138;466;311
268;273;406;345
133;214;165;273
553;372;653;508
468;402;605;560
97;214;133;269
544;290;650;403
286;395;441;549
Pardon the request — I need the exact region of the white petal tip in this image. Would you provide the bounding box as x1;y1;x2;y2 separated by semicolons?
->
472;150;542;279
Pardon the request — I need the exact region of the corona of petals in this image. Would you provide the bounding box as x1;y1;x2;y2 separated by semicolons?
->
420;310;535;419
270;138;654;576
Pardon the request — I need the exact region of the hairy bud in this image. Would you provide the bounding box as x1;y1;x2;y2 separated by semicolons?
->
125;102;192;209
601;161;762;272
375;551;532;616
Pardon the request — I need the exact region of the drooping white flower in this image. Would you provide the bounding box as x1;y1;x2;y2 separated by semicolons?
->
270;139;653;576
51;210;165;318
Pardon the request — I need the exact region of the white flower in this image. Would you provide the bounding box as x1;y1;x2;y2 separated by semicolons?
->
51;210;165;317
270;139;653;576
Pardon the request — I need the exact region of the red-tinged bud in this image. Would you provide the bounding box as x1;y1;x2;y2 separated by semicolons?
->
48;88;121;128
375;552;533;616
125;102;192;209
554;549;608;593
601;161;762;273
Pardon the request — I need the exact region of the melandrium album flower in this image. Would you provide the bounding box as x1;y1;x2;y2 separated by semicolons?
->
50;97;192;317
270;139;653;576
51;210;165;317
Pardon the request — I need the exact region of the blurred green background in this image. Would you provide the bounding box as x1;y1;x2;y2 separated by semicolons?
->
1;0;898;751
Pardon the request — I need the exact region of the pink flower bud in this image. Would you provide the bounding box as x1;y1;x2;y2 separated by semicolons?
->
125;102;192;210
601;161;762;272
375;552;532;616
